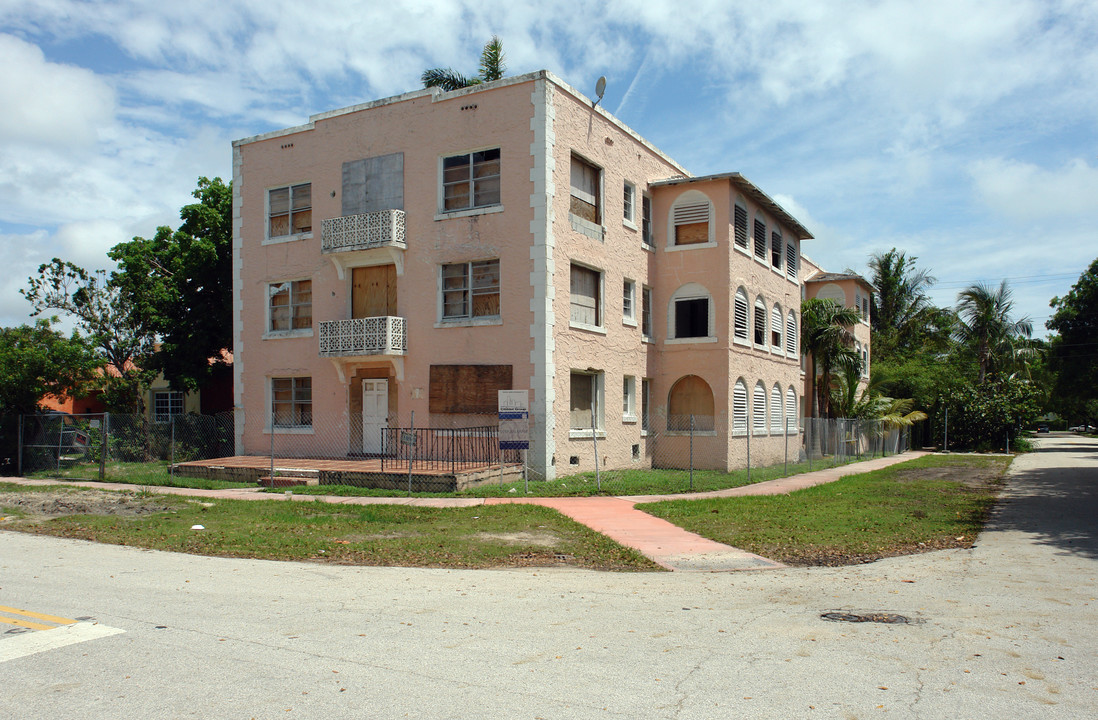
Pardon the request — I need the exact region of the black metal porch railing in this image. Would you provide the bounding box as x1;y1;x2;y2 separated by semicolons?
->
378;426;519;473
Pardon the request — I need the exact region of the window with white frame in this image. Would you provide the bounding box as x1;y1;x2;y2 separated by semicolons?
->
570;371;602;431
734;288;749;343
670;191;711;246
786;239;798;280
786;386;797;430
753;298;767;346
770;305;783;349
753;381;767;435
570;154;601;224
268;183;312;239
442;259;500;320
623;182;636;224
269;279;312;332
569;264;602;328
623;279;636;324
641;195;654;247
771;231;783;269
733;379;748;435
669;283;712;340
622;375;636;420
863;348;869;377
442;149;500;211
734;204;748;250
641;285;653;338
786;311;797;357
272;377;311;428
153;391;184;423
770;384;783;433
641;378;651;431
753;216;767;261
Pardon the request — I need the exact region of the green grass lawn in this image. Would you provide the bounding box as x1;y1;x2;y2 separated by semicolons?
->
637;454;1011;565
0;483;658;571
26;462;256;490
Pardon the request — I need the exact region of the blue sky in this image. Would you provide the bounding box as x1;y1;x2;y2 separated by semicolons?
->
1;0;1095;336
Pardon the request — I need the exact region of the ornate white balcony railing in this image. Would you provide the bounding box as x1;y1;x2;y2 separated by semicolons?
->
318;316;407;357
321;209;406;253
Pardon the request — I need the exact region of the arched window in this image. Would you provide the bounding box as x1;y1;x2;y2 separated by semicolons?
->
786;240;798;280
753;215;767;260
669;190;712;246
732;379;748;435
734;288;749;342
752;381;767;435
668;283;713;340
786;311;797;357
786;386;797;430
668;375;715;431
815;283;845;305
753;297;767;346
733;203;749;250
770;230;783;269
770;383;784;433
770;304;783;349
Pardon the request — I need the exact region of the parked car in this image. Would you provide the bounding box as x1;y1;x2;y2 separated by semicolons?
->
1036;424;1050;433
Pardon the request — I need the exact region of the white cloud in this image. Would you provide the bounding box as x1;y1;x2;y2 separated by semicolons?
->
969;157;1098;222
0;33;116;149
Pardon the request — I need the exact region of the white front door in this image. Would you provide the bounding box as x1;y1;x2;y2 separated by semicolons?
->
362;379;388;454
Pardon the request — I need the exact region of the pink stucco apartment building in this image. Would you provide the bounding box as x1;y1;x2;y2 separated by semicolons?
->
232;70;869;480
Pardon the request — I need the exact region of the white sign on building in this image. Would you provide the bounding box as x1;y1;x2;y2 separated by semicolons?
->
498;390;529;450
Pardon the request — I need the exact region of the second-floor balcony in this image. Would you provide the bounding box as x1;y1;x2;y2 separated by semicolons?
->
318;316;407;358
321;209;406;278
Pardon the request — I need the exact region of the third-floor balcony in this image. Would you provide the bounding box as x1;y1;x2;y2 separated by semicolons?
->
321;209;406;277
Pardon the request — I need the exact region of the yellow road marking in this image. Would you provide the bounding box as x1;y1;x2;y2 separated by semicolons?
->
0;616;54;631
0;605;77;626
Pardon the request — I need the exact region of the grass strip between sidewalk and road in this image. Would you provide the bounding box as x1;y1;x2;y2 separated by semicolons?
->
0;484;659;572
637;454;1012;566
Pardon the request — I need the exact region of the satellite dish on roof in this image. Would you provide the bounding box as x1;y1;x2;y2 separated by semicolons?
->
593;76;607;107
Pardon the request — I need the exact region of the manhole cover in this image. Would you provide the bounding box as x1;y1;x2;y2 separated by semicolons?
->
821;611;913;624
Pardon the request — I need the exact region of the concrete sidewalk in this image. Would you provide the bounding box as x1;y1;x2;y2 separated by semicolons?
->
4;450;928;572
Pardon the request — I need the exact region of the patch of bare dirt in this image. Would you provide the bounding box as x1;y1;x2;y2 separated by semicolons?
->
0;490;173;524
890;463;1004;489
474;531;561;547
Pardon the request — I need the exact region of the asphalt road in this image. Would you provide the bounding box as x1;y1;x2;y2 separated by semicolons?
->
2;434;1096;719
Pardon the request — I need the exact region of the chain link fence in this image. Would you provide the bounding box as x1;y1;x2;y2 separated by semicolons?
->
12;410;911;496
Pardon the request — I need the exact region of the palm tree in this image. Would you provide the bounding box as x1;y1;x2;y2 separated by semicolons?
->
868;248;953;357
955;281;1033;384
830;366;927;453
422;36;506;91
801;297;862;419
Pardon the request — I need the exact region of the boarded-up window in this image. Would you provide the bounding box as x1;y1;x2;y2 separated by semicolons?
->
673;200;709;245
570;154;601;223
429;365;512;414
269;183;311;238
442;149;500;211
442;259;500;320
570;264;601;326
667;375;715;431
734;204;748;249
570;371;600;429
269;279;312;331
342;153;404;214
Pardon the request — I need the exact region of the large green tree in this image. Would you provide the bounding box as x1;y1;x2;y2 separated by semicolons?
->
22;259;156;413
801;298;862;419
108;177;233;393
1047;258;1098;424
868;248;953;359
0;320;99;415
954;280;1033;384
422;36;506;91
